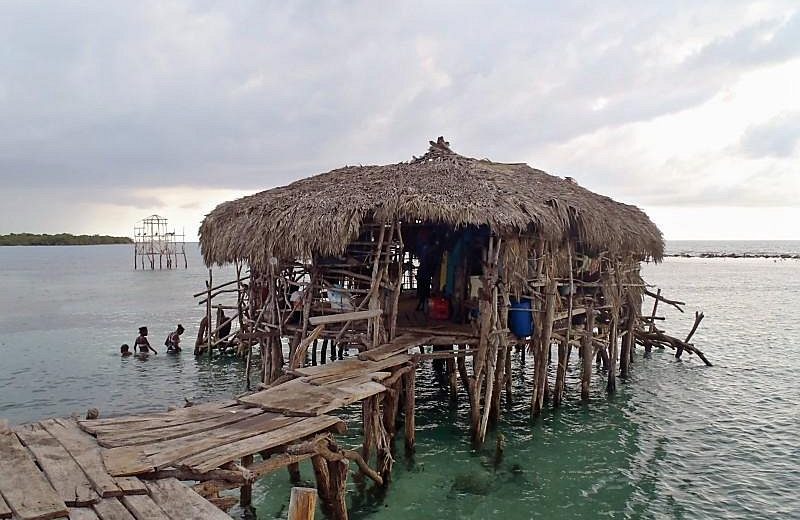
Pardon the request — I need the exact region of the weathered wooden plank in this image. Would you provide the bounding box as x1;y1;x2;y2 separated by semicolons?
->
15;424;99;506
40;420;122;498
179;416;344;473
239;379;386;416
358;335;431;362
119;495;170;520
111;479;146;497
92;499;135;520
101;448;153;477
293;354;410;380
146;479;230;520
0;493;11;519
67;507;101;520
84;406;247;438
0;431;68;520
78;401;239;435
306;381;387;416
308;309;382;326
142;414;303;470
97;409;263;448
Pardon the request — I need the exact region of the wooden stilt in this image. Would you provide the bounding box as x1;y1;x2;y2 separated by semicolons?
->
532;274;557;416
403;368;416;456
206;269;213;359
288;462;302;485
504;345;512;404
311;339;318;366
607;317;618;393
320;338;328;365
240;454;253;508
311;455;331;516
446;357;458;399
328;460;349;520
287;487;317;520
581;301;594;401
553;338;568;407
620;302;635;379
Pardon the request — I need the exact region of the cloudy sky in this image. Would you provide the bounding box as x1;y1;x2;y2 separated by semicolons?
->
1;1;798;240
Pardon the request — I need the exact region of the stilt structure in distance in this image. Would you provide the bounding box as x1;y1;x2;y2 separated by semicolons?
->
133;214;188;270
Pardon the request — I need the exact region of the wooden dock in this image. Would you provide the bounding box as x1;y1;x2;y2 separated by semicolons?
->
0;341;423;520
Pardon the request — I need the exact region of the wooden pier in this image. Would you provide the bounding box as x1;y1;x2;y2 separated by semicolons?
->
0;344;423;520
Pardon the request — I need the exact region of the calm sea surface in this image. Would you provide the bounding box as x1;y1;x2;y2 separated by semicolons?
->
1;242;799;519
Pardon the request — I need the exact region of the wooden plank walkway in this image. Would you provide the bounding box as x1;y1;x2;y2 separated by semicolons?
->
0;346;422;519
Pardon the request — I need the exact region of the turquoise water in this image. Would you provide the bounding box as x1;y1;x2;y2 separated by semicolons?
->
1;244;799;518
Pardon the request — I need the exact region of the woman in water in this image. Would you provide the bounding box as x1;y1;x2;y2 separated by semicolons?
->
134;326;158;356
165;324;184;353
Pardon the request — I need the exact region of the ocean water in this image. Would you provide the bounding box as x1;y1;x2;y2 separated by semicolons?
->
1;242;799;519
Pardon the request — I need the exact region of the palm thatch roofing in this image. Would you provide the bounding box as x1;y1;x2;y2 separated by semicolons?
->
200;137;663;270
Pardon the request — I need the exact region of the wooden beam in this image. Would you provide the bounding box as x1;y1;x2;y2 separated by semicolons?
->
309;309;382;326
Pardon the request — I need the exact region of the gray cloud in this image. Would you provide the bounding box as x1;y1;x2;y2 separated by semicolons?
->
0;0;799;221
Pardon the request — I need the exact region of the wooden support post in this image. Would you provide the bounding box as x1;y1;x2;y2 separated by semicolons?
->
320;338;329;365
555;240;575;407
504;344;512;404
581;301;595;401
490;286;510;424
403;368;416;456
288;487;317;520
607;317;618;393
311;455;331;516
620;300;635;379
311;339;318;366
240;454;253;508
531;274;557;416
288;462;302;485
446;358;458;399
206;269;213;359
553;338;568;407
361;396;376;464
328;460;349;520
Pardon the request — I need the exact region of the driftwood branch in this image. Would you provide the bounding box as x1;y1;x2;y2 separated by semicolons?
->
644;289;685;313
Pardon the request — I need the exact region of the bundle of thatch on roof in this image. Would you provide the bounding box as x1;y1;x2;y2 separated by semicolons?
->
200;137;663;269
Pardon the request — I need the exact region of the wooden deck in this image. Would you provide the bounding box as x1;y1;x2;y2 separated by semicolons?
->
0;336;435;520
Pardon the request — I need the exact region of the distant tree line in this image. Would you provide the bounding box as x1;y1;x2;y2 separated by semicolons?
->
0;233;133;246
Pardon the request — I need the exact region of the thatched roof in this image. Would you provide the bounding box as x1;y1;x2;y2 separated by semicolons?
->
200;137;663;269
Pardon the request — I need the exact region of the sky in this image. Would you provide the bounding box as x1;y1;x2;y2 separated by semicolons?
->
1;1;799;241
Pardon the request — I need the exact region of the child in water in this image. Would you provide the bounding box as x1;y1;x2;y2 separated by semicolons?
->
134;326;158;356
120;344;132;357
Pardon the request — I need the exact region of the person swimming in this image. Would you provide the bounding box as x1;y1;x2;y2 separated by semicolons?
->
120;344;132;357
134;326;158;356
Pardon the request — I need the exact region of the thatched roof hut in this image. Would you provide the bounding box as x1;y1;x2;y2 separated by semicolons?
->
193;138;707;451
200;137;662;270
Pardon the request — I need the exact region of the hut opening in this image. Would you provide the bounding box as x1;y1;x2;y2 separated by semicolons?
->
197;136;708;457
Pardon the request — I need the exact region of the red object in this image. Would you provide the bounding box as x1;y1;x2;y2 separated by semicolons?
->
428;297;450;320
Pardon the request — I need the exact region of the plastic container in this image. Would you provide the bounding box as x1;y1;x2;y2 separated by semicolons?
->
509;299;534;338
428;297;450;320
